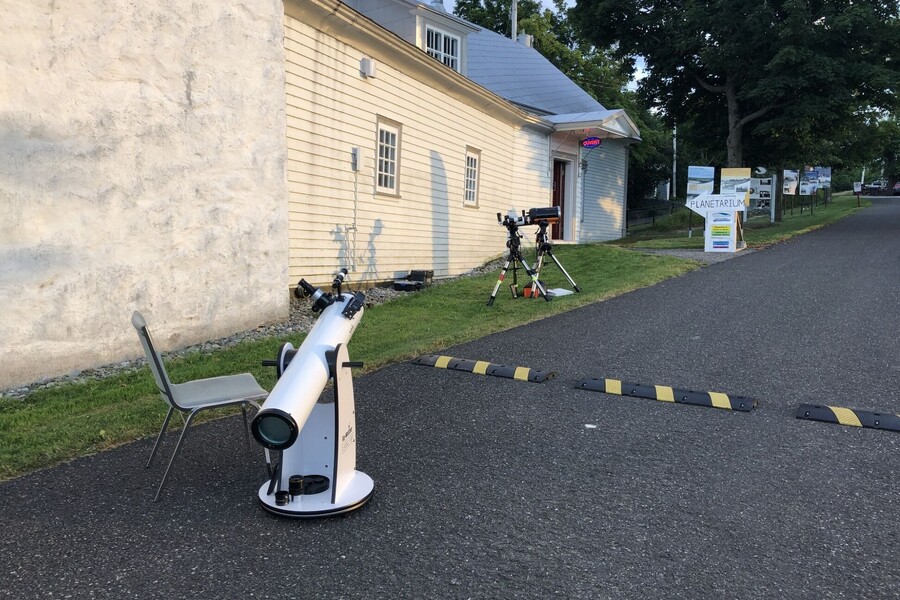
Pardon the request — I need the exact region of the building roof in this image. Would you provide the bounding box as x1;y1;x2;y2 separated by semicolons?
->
465;25;608;116
547;110;641;141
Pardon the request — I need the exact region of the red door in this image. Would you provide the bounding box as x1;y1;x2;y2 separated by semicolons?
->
552;160;566;240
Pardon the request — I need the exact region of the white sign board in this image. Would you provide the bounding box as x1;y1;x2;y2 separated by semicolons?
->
685;192;746;253
705;211;738;253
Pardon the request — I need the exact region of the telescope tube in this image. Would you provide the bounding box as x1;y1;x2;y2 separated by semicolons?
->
251;293;365;450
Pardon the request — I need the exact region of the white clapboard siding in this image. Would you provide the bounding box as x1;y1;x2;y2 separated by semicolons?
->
284;15;552;286
579;139;629;242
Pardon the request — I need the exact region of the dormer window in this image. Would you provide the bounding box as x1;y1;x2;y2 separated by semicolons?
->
426;26;460;72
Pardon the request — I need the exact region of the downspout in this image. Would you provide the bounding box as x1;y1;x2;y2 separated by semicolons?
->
622;144;630;238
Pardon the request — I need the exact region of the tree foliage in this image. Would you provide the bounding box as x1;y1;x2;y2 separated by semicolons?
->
572;0;900;167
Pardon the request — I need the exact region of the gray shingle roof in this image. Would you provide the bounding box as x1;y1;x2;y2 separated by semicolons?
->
465;25;606;116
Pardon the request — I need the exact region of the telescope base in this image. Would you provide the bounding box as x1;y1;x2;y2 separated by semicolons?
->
257;471;374;518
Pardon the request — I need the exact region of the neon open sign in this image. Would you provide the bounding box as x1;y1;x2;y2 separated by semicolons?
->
582;137;602;148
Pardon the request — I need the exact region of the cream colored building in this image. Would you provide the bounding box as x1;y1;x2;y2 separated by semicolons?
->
0;0;639;388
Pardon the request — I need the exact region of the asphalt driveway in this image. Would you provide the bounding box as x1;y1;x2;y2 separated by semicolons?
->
2;199;898;599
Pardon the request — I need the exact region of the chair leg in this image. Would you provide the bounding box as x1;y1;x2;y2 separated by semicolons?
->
246;400;272;473
241;403;251;450
154;410;198;502
146;406;176;468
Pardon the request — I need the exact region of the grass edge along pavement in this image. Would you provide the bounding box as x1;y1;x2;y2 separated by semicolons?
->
0;195;867;480
0;244;696;481
616;193;869;249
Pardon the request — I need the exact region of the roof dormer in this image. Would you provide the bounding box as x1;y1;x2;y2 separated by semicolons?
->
347;0;477;75
409;1;477;75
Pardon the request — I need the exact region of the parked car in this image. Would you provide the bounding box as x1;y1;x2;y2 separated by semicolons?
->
893;182;900;196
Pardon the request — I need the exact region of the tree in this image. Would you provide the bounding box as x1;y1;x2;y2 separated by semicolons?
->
454;0;542;37
572;0;900;167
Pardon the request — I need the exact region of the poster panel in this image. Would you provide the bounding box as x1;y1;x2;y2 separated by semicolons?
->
802;169;819;195
815;166;832;188
749;177;774;210
783;170;799;195
720;168;752;204
687;166;716;199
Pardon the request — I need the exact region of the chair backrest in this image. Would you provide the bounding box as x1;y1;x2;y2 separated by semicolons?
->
131;311;179;409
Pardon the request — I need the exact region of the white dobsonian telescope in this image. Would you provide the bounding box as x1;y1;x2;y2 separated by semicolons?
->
251;269;374;517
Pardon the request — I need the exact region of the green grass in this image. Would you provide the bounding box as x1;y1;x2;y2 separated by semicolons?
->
0;245;696;480
618;194;869;249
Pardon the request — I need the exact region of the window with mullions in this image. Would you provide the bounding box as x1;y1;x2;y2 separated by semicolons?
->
464;148;480;207
376;121;400;195
426;26;460;72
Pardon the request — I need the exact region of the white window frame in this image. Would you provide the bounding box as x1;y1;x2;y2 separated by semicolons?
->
426;26;461;72
464;147;480;207
376;120;400;196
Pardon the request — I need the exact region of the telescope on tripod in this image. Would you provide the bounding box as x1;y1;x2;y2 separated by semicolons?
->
252;268;374;517
486;207;580;306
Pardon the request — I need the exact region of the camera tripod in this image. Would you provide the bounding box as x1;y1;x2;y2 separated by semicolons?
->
529;219;580;297
486;219;549;306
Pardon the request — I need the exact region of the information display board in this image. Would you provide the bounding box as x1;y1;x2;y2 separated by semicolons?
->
685;192;748;253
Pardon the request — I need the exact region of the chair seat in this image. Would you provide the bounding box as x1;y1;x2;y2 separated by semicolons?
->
171;373;268;409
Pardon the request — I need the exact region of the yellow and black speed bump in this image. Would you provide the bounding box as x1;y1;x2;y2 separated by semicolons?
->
796;403;900;432
412;354;556;383
576;378;757;412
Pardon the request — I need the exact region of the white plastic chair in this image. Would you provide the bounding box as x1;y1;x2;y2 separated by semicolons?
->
132;311;269;501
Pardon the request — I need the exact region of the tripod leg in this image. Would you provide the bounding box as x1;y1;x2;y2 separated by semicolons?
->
487;260;513;306
515;251;550;302
546;250;581;292
530;252;546;298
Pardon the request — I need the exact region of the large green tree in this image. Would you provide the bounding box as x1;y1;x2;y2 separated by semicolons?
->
572;0;900;167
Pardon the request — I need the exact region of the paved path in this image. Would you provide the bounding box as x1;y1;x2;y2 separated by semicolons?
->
2;200;898;599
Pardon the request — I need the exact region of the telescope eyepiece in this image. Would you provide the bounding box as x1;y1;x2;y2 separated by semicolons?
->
296;278;335;312
296;279;317;299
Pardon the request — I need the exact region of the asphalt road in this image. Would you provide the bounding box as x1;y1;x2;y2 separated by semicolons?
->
2;199;899;599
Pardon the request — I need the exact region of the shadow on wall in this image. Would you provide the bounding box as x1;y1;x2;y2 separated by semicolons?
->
430;150;449;277
332;224;357;273
360;218;384;282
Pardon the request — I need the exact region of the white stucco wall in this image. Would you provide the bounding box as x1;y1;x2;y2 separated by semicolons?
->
0;0;289;388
